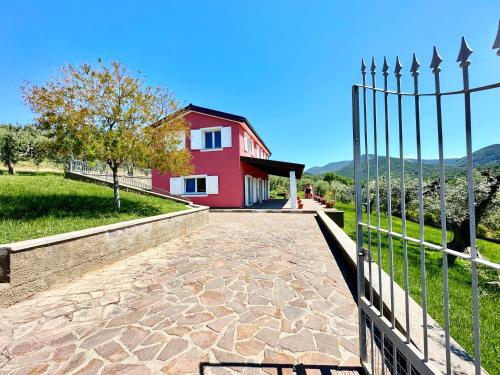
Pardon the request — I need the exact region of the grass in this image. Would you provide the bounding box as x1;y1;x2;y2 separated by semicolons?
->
335;202;499;374
0;172;188;244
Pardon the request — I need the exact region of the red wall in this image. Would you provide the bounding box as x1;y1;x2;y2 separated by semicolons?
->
152;111;269;208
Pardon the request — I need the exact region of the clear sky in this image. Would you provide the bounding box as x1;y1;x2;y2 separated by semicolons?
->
1;1;499;169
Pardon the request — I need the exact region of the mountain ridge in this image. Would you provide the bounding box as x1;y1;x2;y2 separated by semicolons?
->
305;144;500;177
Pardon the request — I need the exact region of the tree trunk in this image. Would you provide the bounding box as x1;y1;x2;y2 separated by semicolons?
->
111;167;121;210
7;161;14;175
447;221;471;265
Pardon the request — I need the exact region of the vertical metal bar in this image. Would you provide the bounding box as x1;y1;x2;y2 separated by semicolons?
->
353;85;368;366
370;58;384;318
457;37;481;374
382;58;396;331
362;59;376;375
431;46;452;374
381;331;386;375
411;53;429;361
395;57;411;348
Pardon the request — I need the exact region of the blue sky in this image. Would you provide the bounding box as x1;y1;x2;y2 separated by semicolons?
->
1;1;499;169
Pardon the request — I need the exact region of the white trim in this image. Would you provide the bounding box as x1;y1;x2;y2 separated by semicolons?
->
201;126;223;132
182;174;207;178
200;148;223;152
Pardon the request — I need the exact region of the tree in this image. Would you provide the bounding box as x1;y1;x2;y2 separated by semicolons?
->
22;60;193;209
313;180;330;197
323;172;353;185
0;124;30;174
24;125;50;167
329;180;354;203
425;171;500;262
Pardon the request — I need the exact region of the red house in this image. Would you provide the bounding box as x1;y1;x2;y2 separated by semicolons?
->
152;104;304;208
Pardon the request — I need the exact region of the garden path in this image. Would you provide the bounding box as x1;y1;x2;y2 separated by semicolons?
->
0;213;359;374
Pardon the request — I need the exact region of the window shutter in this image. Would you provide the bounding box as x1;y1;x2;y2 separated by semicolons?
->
244;133;249;152
221;127;232;148
206;176;219;194
170;177;183;195
190;129;201;150
176;131;185;150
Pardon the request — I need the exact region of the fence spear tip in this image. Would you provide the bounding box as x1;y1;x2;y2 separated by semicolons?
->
430;46;443;73
382;57;389;76
410;53;420;76
394;56;403;76
492;19;500;55
361;58;367;73
370;57;376;73
457;36;473;66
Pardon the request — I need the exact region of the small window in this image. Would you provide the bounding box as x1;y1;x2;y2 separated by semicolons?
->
184;177;206;194
204;130;221;149
244;132;253;154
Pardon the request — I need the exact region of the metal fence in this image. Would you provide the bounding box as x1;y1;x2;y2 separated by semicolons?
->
68;159;153;191
352;22;500;375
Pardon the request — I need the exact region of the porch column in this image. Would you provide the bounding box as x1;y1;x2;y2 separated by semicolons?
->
289;170;297;209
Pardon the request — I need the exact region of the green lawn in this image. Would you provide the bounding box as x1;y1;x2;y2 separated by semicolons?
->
0;172;188;244
335;202;499;374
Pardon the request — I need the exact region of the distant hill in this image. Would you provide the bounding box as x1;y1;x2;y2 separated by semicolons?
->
305;160;351;175
455;144;500;167
305;144;500;178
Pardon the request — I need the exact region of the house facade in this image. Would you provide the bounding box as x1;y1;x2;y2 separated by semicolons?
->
152;104;303;208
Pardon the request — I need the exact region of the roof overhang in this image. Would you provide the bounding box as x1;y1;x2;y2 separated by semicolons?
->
241;156;304;179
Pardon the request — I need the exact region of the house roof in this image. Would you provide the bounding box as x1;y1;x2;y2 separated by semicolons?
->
183;104;271;155
241;156;305;179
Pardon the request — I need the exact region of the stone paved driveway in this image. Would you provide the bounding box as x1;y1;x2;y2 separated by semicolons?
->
0;213;359;374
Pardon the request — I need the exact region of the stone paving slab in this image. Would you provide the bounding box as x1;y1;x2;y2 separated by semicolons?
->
0;213;359;374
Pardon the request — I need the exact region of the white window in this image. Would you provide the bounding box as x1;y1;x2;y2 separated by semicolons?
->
184;177;206;195
203;129;222;149
192;127;231;151
170;175;218;196
174;131;185;150
244;132;252;154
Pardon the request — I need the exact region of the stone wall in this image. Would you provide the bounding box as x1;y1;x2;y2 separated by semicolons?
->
0;207;209;307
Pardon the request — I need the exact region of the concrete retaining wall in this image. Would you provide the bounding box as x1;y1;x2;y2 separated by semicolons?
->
0;207;209;307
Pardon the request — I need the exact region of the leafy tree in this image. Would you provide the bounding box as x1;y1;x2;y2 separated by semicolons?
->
24;125;50;167
313;180;330;197
323;172;353;185
425;171;500;261
297;178;313;193
269;176;289;197
0;125;31;174
329;180;354;203
23;60;193;209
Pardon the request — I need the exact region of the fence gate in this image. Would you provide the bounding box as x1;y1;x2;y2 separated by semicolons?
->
351;22;500;375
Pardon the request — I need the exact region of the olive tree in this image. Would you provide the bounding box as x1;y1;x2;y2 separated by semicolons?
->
0;124;36;174
425;171;499;261
23;61;193;209
329;180;354;203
